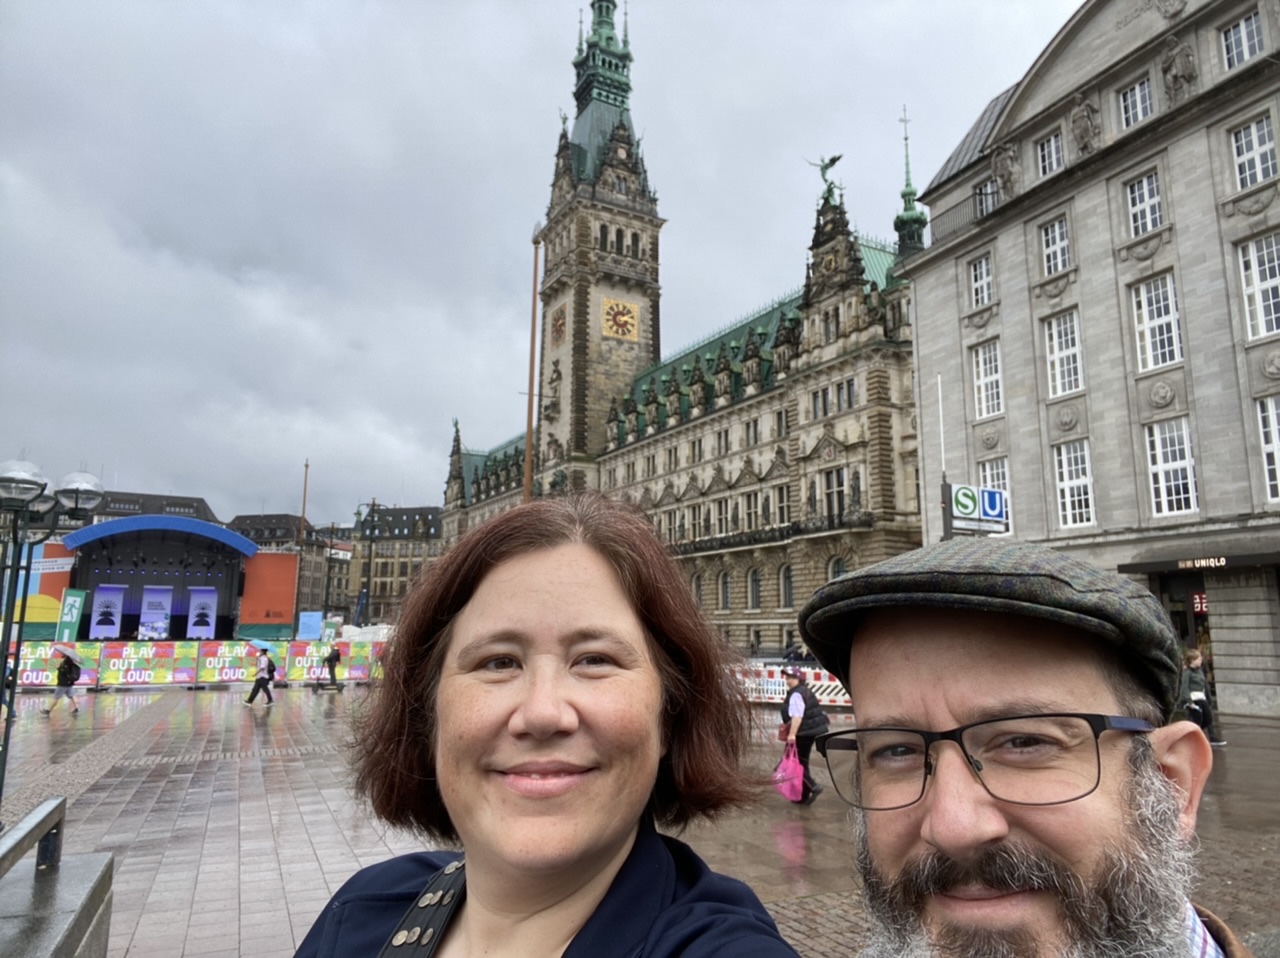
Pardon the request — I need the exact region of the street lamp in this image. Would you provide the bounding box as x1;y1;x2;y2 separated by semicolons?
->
0;460;103;831
354;499;380;627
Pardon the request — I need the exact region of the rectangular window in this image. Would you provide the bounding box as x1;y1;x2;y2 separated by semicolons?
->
1132;273;1184;371
744;491;760;530
823;467;845;519
743;418;760;447
689;438;704;463
688;504;704;539
624;461;636;483
1119;77;1153;128
1233;115;1277;189
835;376;857;412
663;508;679;544
1045;310;1083;397
715;427;731;457
972;340;1003;418
715;497;730;535
811;387;831;419
978;456;1010;532
606;467;617;489
1240;231;1280;339
1042;217;1071;275
774;484;791;525
975;178;999;217
665;446;678;472
773;409;788;438
1223;10;1263;69
1126;171;1163;237
1258;396;1280;499
1054;440;1095;527
643;453;656;478
1037;131;1064;177
1146;417;1198;515
970;254;993;308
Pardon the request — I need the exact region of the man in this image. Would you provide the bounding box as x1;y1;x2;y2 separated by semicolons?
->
798;537;1251;958
780;666;828;806
244;648;274;706
41;650;81;715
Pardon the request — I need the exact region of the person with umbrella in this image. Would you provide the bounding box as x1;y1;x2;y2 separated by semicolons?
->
42;645;83;715
244;640;275;707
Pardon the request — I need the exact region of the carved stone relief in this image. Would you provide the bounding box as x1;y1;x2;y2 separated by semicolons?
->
1263;349;1280;380
1056;404;1080;432
1148;380;1176;408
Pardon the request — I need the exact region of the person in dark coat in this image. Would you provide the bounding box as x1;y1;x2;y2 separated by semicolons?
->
1179;648;1226;746
41;651;80;715
799;537;1255;958
780;666;829;805
296;494;798;957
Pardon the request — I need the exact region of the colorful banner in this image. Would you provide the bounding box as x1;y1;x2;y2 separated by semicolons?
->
138;586;173;640
13;542;75;624
187;587;219;640
195;640;284;684
55;589;88;644
16;641;102;688
88;584;128;640
98;641;176;685
297;611;323;640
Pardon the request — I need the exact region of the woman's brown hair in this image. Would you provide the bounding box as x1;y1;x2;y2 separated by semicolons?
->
353;492;757;840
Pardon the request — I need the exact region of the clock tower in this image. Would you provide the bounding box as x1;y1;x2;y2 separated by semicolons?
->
536;0;663;493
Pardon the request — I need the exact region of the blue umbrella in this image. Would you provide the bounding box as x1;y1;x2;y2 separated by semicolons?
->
247;639;273;650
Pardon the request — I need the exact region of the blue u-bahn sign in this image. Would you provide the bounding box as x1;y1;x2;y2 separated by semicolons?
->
942;482;1009;536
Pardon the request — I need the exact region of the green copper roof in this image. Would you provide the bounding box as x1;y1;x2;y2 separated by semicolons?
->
570;0;635;184
460;433;527;506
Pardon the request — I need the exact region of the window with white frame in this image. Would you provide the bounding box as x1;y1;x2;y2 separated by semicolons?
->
688;503;704;539
1240;230;1280;339
663;508;679;544
1042;217;1071;275
1132;273;1184;370
1258;395;1280;499
1119;77;1153;128
1223;10;1263;69
1232;115;1277;189
970;253;994;308
1037;131;1064;176
975;178;999;216
973;340;1003;418
1146;417;1198;515
823;467;845;518
743;490;760;530
774;484;791;525
1045;310;1083;397
1054;440;1095;527
1126;171;1163;237
715;497;730;535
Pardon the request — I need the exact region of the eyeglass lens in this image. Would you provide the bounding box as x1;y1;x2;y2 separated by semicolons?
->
825;715;1103;810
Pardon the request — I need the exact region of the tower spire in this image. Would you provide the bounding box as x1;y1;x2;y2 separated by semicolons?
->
623;0;630;49
894;105;928;258
577;9;584;56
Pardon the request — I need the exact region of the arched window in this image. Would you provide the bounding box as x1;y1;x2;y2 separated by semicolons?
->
747;568;761;610
599;224;608;250
615;227;624;253
718;571;731;610
692;573;704;608
779;565;794;609
630;231;640;257
828;556;846;580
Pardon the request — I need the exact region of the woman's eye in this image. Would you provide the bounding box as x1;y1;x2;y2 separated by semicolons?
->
575;653;616;668
480;655;519;672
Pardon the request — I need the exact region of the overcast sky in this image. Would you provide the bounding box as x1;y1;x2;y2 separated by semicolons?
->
0;0;1083;527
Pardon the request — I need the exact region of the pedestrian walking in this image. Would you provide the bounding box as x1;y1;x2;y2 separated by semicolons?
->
323;647;340;686
41;650;81;715
780;665;828;805
244;649;274;706
1180;648;1225;746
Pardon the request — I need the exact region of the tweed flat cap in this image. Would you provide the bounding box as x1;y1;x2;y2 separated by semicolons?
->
798;537;1182;721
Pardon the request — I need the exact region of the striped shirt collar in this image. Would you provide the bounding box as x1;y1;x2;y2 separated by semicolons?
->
1186;900;1227;958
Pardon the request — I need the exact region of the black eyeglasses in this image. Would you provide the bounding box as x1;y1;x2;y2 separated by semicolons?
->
815;713;1154;811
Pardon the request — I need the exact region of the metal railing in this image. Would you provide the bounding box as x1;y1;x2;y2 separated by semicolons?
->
0;797;65;870
929;188;1001;244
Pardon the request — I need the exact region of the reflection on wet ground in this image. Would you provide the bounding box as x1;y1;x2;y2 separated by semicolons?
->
0;689;1275;957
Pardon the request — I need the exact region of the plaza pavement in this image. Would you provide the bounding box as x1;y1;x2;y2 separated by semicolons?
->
0;686;1277;958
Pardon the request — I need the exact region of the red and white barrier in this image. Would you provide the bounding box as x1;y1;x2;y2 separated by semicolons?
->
734;664;852;708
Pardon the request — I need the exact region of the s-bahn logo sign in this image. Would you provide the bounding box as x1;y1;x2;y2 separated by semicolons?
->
945;482;1009;535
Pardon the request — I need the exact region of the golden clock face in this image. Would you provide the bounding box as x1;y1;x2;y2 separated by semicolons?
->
550;305;567;346
602;298;639;341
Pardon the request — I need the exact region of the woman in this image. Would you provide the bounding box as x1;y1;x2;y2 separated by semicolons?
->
779;666;828;805
1179;648;1226;747
296;493;797;957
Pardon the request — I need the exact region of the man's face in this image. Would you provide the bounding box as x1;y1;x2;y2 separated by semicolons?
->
846;607;1200;958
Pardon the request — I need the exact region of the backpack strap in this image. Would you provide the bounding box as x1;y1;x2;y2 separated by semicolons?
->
377;857;466;956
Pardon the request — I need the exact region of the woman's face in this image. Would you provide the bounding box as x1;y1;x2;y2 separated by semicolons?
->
434;542;665;879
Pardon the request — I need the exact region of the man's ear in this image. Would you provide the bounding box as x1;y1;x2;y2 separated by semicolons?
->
1149;720;1213;841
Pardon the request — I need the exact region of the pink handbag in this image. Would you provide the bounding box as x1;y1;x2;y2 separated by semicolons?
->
772;741;804;801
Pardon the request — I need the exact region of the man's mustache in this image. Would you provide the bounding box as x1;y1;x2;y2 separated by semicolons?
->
874;841;1086;911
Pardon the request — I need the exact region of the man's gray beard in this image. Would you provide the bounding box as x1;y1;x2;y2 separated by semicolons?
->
852;741;1196;958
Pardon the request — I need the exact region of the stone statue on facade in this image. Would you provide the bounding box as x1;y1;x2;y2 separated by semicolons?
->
991;142;1021;200
1070;93;1101;155
1161;35;1197;107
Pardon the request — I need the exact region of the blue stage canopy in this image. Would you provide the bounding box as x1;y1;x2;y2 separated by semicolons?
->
63;516;258;557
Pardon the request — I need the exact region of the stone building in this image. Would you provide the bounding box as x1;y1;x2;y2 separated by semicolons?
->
442;0;924;654
348;503;442;625
901;0;1280;715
